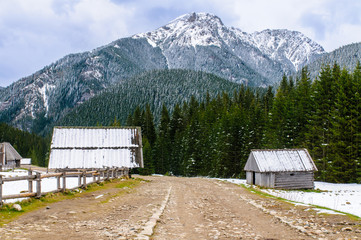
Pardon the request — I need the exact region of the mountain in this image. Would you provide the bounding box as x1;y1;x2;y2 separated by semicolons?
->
0;12;324;132
304;42;361;80
0;38;168;132
58;69;241;129
134;13;324;84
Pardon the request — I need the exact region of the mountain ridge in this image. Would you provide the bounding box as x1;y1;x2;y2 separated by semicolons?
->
303;42;361;80
0;12;346;133
134;12;324;74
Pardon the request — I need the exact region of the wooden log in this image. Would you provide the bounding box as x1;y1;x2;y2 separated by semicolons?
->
28;170;33;193
62;172;66;192
78;174;81;188
40;173;63;179
65;172;82;176
0;175;3;206
2;192;37;200
35;172;41;198
82;171;86;188
2;175;36;182
57;175;61;190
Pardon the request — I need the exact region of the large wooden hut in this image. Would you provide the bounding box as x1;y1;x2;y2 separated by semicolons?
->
0;142;23;170
48;126;143;170
244;149;317;189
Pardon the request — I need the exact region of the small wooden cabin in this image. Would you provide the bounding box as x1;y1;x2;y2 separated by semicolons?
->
244;149;317;189
0;142;23;170
48;126;143;170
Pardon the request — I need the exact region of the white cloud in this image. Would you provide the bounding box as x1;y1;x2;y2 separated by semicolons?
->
0;0;360;87
0;0;134;87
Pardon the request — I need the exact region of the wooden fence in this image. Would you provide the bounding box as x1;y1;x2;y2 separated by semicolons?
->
0;168;129;206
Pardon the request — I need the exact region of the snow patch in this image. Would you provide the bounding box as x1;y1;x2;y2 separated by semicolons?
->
220;178;361;218
38;83;55;114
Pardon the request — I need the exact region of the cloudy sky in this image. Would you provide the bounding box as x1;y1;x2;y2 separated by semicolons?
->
1;0;360;87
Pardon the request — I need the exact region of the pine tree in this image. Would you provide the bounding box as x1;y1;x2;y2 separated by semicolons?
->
138;138;154;175
142;104;156;146
154;104;171;174
293;67;312;146
305;64;338;181
330;68;357;182
353;62;361;182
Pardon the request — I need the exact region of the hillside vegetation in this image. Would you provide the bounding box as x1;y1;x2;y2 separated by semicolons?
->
59;69;241;127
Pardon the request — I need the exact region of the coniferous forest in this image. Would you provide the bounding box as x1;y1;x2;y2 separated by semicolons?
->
127;63;361;183
1;63;361;183
0;123;49;167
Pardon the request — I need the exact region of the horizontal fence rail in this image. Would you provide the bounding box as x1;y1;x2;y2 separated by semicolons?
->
0;167;129;206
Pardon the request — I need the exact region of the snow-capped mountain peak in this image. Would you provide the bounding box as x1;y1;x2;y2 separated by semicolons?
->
133;12;325;72
248;29;325;71
134;12;227;48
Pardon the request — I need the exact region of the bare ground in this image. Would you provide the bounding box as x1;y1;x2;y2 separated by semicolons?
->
1;176;360;240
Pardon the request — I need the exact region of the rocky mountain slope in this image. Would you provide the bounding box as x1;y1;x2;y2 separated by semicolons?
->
304;42;361;80
0;12;325;132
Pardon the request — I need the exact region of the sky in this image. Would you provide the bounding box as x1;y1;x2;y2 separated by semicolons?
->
0;0;360;87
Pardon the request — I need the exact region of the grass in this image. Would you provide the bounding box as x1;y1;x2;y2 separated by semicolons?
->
0;177;146;226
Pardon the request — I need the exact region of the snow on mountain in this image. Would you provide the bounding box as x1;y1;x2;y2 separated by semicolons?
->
249;29;325;71
134;12;325;72
134;13;226;49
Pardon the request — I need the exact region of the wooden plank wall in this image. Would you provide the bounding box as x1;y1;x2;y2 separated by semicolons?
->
274;172;314;189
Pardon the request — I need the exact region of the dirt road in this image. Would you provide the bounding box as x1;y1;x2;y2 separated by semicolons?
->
1;176;360;239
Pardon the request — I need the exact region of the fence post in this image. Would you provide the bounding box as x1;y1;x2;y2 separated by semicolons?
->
78;172;81;188
92;172;96;183
62;172;66;192
97;170;101;183
57;174;61;191
82;171;86;188
28;170;33;193
36;172;41;198
0;175;3;207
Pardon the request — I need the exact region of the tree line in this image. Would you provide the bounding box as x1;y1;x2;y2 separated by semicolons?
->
127;63;361;183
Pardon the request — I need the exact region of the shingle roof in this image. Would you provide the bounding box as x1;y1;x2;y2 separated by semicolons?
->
244;149;317;172
48;127;143;169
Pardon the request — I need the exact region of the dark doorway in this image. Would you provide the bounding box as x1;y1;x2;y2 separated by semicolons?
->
252;172;256;185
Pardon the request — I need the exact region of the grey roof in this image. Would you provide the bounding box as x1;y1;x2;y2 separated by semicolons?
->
244;149;317;172
0;142;22;163
48;127;143;169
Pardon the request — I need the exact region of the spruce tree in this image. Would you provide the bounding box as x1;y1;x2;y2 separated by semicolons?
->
142;104;156;146
305;65;338;181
